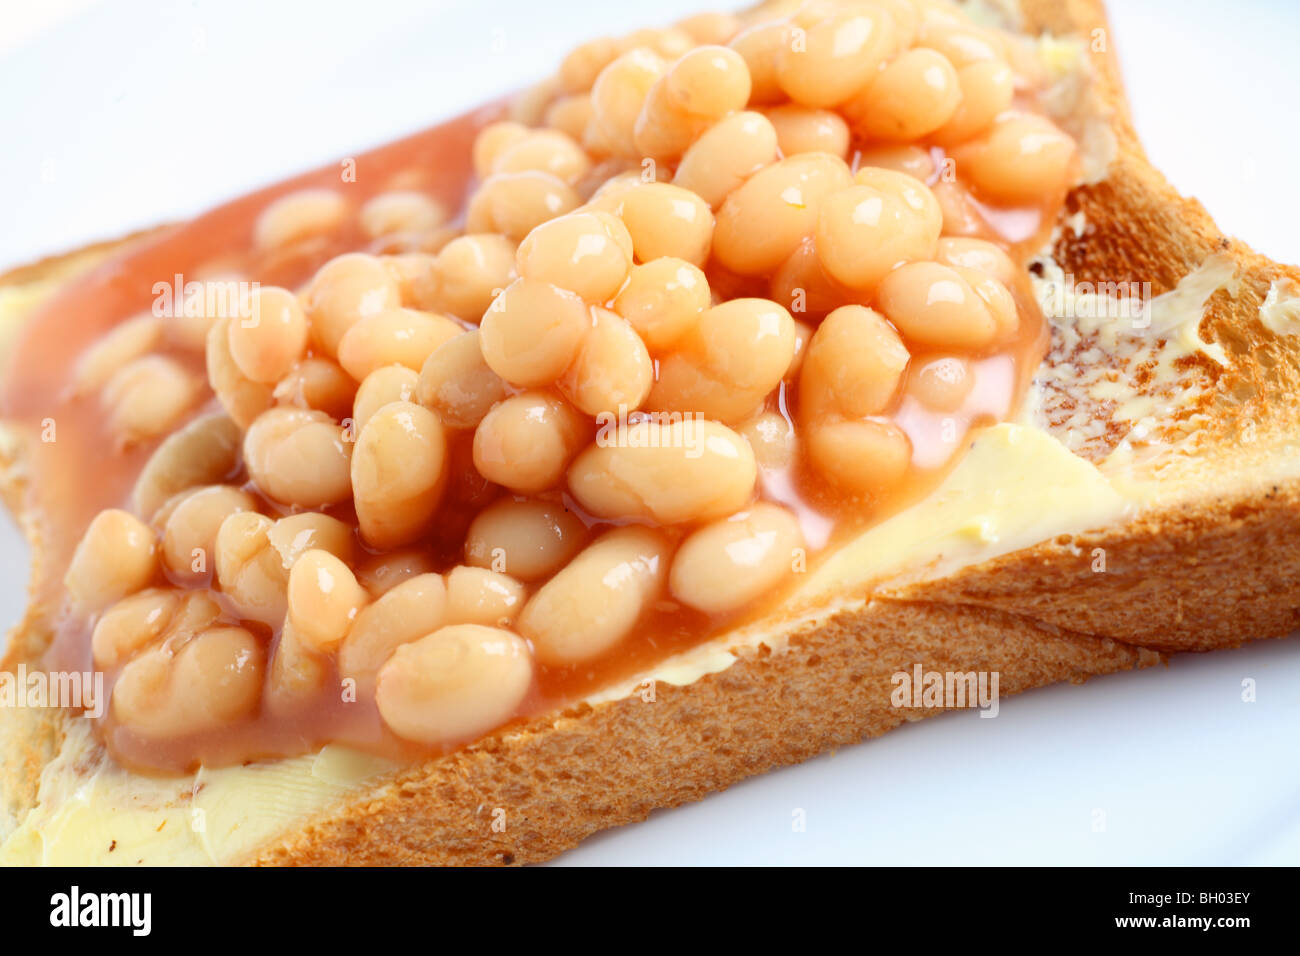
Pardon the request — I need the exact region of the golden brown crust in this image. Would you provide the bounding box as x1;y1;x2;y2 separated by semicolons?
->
2;0;1299;865
255;602;1158;866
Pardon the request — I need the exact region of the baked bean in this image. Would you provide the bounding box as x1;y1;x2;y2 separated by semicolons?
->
214;511;289;626
776;9;895;107
633;54;739;162
272;356;358;421
612;257;709;351
674;111;779;209
304;253;401;358
590;48;667;156
666;43;750;115
516;211;633;302
931;59;1014;146
626;29;699;60
510;76;559;125
583;169;652;212
464;499;587;581
874;261;998;349
713;153;852;275
382;252;442;311
917;23;1000;67
431;234;518;322
800;305;910;418
913;0;969;34
815;169;942;289
353;364;419;433
787;320;813;379
356;548;439;596
952;112;1078;204
161;485;258;583
561;307;654;416
91;588;221;669
375;624;533;744
479;278;592;387
286;549;369;652
737;410;796;470
648;297;795;422
492;129;591;184
443;565;526;627
568;419;757;523
338;572;447;689
243;407;352;508
693;296;796;392
765;104;850;158
846;48;961;141
360;191;446;239
267;620;329;713
953;265;1019;340
559;36;621;94
473;391;587;493
807;418;912;497
869;0;920;49
675;11;741;45
769;238;848;317
226;286;308;384
102;355;198;446
112;625;264;737
545;94;596;142
207;317;274;428
728;21;788;105
855;144;936;180
466;171;582;244
336;307;461;381
92;590;174;665
935;236;1019;287
132;413;241;519
416;330;509;430
65;509;157;610
352;401;447;549
74;314;162;395
254;189;347;250
473;121;530;180
909;355;973;411
611;182;714;267
268;511;356;570
669;503;804;614
930;180;985;236
518;526;669;665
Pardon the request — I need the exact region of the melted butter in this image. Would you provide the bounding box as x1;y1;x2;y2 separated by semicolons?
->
1025;247;1239;462
0;414;1138;865
1260;278;1300;337
0;718;397;865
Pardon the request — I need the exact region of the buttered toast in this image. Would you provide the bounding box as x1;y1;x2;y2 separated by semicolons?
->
2;0;1300;867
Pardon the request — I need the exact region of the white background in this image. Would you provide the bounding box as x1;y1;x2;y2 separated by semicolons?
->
1;0;1297;865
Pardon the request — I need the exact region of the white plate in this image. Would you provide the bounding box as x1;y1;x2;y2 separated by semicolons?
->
1;0;1296;865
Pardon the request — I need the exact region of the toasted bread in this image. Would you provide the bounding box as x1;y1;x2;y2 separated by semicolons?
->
2;0;1300;866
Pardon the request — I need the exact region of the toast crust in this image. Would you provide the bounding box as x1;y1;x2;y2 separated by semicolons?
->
3;0;1299;864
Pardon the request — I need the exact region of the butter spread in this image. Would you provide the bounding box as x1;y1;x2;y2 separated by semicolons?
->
1260;278;1300;337
1025;251;1239;462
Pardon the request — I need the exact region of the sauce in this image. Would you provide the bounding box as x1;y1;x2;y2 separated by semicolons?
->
1;102;1059;775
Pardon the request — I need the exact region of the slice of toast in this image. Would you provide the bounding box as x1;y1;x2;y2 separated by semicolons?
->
2;0;1300;865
